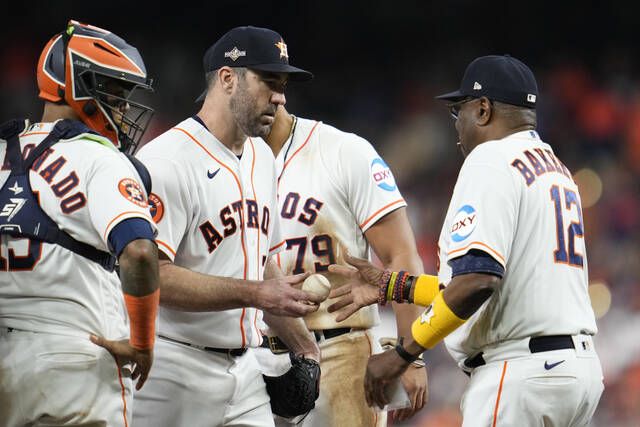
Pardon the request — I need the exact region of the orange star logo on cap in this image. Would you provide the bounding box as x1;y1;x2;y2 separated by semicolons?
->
275;39;288;59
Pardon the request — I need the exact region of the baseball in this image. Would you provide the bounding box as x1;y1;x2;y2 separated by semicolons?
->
302;274;331;301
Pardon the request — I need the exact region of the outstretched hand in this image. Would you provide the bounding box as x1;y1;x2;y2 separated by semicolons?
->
90;335;153;391
327;254;384;322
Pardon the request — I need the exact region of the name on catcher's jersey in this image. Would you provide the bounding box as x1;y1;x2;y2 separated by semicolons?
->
438;130;597;366
0;121;155;340
271;117;407;330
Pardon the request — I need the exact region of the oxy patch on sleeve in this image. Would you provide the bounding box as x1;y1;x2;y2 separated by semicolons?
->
370;157;397;191
450;204;477;242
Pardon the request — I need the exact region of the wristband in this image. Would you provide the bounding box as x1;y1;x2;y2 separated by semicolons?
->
403;275;415;302
378;270;391;306
124;289;159;350
387;271;398;302
411;290;466;349
411;274;440;306
394;271;408;303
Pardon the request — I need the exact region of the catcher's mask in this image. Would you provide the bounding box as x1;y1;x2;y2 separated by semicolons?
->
37;20;154;154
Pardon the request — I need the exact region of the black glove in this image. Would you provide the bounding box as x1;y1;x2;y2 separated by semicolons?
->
263;352;321;418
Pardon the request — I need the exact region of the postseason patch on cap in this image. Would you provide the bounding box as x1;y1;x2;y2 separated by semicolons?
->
450;205;477;242
118;178;147;208
371;158;397;191
224;47;246;62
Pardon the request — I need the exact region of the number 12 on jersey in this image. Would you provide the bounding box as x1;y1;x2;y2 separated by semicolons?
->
550;185;584;267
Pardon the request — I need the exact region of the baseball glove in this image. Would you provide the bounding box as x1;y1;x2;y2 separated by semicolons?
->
263;352;321;418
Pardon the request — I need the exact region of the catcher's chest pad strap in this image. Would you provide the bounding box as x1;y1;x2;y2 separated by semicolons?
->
0;118;116;271
125;152;152;195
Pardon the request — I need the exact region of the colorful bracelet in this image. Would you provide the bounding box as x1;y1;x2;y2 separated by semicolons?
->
378;270;392;305
393;271;408;303
387;271;398;302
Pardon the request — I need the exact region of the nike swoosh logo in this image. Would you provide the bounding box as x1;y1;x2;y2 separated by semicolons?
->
207;168;220;179
544;360;565;370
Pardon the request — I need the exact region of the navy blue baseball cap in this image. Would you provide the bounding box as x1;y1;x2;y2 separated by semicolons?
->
436;55;538;109
196;26;313;101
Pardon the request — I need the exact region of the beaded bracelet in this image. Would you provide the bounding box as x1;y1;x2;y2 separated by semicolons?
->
378;270;392;305
393;271;408;303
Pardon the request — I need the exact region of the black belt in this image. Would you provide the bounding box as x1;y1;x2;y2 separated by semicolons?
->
158;334;247;357
314;327;352;341
261;327;353;353
464;335;575;370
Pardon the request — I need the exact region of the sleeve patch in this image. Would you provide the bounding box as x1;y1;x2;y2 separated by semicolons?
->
148;192;165;223
371;158;397;191
450;205;477;242
118;178;148;208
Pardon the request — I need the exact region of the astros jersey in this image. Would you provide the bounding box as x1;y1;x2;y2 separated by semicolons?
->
438;130;598;365
137;117;280;349
0;121;154;340
271;117;407;330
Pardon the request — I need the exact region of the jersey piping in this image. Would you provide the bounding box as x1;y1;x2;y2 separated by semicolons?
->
276;121;320;185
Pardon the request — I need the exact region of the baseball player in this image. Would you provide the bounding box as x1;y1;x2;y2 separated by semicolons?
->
261;105;427;426
132;26;323;427
328;55;604;426
0;20;159;426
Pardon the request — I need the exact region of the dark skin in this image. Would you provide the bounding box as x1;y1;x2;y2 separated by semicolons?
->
91;239;159;391
329;97;537;408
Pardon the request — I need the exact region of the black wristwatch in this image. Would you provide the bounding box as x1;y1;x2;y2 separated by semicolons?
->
395;343;419;363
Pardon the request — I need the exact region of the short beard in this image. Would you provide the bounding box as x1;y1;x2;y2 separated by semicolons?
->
229;76;272;138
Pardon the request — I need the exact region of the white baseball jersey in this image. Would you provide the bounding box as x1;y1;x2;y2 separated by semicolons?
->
438;130;598;365
272;117;407;330
137;117;281;349
0;121;154;340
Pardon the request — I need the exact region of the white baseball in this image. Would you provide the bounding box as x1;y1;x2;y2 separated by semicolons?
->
302;274;331;301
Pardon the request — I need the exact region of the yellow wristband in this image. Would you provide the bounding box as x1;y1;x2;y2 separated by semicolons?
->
412;274;440;306
387;272;398;301
411;291;466;349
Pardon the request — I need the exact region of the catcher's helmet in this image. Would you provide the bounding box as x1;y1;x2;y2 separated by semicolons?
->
37;20;153;154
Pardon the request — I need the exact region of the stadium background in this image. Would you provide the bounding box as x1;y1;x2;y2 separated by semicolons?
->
2;1;638;425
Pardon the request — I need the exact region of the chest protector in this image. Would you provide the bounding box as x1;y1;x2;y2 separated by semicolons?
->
0;119;152;271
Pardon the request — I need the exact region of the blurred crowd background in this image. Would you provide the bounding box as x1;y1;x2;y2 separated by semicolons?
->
2;1;638;426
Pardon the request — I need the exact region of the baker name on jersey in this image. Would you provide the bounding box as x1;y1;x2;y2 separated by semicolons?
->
199;199;271;253
511;147;573;186
1;145;86;214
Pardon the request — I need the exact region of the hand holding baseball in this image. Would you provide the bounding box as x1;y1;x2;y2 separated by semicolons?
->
301;274;331;302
